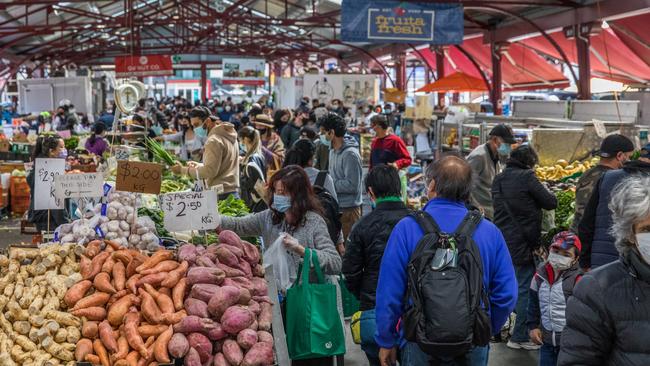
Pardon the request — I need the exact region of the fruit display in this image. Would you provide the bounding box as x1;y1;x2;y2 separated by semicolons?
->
535;157;599;181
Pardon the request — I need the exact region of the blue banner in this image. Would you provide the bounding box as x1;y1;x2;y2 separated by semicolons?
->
341;1;463;45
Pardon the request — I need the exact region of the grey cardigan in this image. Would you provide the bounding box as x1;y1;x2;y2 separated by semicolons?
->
221;210;342;278
467;143;503;220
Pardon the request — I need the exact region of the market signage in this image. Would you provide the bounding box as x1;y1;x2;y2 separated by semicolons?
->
34;158;65;210
160;190;220;232
54;173;104;200
340;1;463;44
115;54;173;78
222;58;265;86
115;161;162;194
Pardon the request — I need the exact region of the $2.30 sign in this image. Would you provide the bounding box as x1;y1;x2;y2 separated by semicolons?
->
160;190;220;232
115;160;162;194
34;158;65;210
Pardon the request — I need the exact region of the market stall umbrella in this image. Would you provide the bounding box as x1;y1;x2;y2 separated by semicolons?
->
417;71;489;93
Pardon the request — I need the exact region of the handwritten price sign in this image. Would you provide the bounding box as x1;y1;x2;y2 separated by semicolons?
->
160;190;220;232
115;160;162;194
54;173;104;199
34;158;65;210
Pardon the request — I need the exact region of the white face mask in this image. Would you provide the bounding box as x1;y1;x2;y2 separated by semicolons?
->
635;232;650;264
548;252;573;271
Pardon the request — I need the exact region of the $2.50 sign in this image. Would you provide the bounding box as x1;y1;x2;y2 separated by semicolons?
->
160;190;220;232
116;160;162;194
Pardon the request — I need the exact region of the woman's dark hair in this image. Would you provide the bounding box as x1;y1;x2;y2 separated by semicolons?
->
88;123;105;145
300;126;318;140
189;106;218;121
510;144;539;169
318;112;346;137
268;165;323;230
365;164;401;198
283;140;315;168
32;135;62;160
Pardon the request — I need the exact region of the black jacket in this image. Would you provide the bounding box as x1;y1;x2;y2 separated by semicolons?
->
491;160;558;266
342;200;410;310
239;154;267;213
558;249;650;366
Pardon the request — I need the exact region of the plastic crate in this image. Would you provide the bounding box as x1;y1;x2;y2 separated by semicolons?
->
10;176;29;196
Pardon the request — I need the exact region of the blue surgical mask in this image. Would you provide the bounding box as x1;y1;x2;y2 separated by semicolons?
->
58;148;68;159
319;134;331;147
497;143;511;156
273;194;292;213
194;126;207;138
217;107;224;113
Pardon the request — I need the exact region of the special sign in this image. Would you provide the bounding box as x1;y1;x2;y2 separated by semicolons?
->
160;190;220;232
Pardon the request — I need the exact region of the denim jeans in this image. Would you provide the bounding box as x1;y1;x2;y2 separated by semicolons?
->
539;344;560;366
512;264;535;342
400;342;489;366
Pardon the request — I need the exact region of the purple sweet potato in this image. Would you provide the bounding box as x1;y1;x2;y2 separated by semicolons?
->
184;298;210;318
216;262;245;278
173;315;217;334
252;264;265;277
258;302;272;331
205;323;228;341
238;288;252;305
203;355;214;366
184;347;201;366
215;246;240;268
252;295;273;304
241;241;261;265
248;320;258;331
168;333;190;358
250;277;268;296
178;244;199;265
218;230;243;250
213;353;229;366
187;267;225;286
207;285;241;318
238;259;253;278
190;284;221;303
218;243;244;258
241;341;274;366
195;256;216;268
221;306;255;335
247;300;261;315
257;331;273;344
237;329;258;350
223;276;254;292
222;339;244;366
187;333;212;363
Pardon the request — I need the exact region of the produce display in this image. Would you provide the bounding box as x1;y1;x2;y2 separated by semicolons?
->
554;190;576;230
535;158;598;181
0;244;83;365
218;196;250;218
145;137;177;166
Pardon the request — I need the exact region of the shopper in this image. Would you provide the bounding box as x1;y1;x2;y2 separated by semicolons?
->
578;144;650;269
238;126;267;213
528;231;583;366
171;106;239;199
314;123;331;171
281;110;304;148
218;104;234;123
320;112;363;241
158;113;205;161
558;175;650;365
254;114;285;175
375;156;517;366
369;114;411;169
571;134;634;232
283;139;337;201
343;165;410;366
466;124;516;220
492;145;557;351
85;123;109;156
27;135;69;232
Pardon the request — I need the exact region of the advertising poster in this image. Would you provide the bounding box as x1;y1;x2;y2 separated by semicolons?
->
222;58;266;86
302;74;379;106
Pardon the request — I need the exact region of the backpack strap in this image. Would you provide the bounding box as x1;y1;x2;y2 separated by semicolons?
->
314;171;327;188
453;210;483;251
409;210;442;236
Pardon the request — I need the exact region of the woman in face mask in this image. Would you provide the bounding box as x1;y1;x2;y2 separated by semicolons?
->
253;114;285;175
27;135;70;232
238;126;268;213
157;114;205;161
557;174;650;365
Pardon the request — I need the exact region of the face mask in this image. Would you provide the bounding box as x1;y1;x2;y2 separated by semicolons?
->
239;143;247;152
272;194;292;213
225;106;231;112
320;134;331;147
635;233;650;264
384;108;391;114
548;252;573;271
497;142;511;156
217;107;224;113
57;148;68;159
194;126;207;138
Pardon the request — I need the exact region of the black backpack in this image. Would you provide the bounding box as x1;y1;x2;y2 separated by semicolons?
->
403;210;491;357
313;171;342;244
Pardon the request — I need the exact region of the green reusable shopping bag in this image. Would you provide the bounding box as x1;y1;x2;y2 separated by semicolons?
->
339;275;360;317
286;248;346;360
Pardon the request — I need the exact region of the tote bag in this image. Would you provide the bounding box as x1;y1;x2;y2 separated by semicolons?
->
285;248;346;360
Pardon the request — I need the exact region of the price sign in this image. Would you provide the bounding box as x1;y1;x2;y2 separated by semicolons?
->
113;146;130;161
115;160;162;194
593;120;607;138
54;173;104;199
160;190;219;232
34;158;65;210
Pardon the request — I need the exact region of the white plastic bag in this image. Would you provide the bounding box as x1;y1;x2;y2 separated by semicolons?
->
263;233;296;293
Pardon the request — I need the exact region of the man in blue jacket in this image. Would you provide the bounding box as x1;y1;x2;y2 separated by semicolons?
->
375;156;518;366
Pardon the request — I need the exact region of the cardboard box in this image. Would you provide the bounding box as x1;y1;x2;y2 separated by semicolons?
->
0;140;10;152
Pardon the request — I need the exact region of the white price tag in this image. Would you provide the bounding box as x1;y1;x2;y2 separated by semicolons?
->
593;120;607;138
34;158;65;210
54;173;104;199
160;190;220;232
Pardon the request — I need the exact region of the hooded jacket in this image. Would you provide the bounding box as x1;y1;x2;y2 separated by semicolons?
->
467;143;503;220
193;122;240;193
329;135;363;208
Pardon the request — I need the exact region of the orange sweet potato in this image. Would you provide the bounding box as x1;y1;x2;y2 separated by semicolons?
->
161;261;188;288
113;250;133;265
125;351;140;366
126;274;142;294
85;354;101;364
86;251;110;280
105;239;123;251
172;278;186;311
137;324;168;338
98;320;118;353
80;255;93;279
159;287;171;297
108;294;135;327
94;272;117;294
101;255;116;274
72;292;110;311
126;256;145;279
64;280;92;308
124;310;148;359
139;260;179;275
82;321;99;339
85;240;102;258
113;334;129;361
108;289;130;307
136;250;173;273
114;360;129;366
161;310;186;325
136;272;168;288
139;288;163;324
93;338;110;366
72;307;107;321
153;325;173;363
112;261;127;292
143;284;174;314
75;338;93;361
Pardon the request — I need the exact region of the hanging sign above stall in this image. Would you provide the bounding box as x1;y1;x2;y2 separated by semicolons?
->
115;54;173;78
341;1;463;44
222;58;265;86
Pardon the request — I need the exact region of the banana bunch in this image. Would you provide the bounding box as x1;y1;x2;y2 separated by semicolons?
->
535;157;599;181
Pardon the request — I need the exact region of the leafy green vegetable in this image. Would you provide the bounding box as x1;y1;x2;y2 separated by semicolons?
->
64;136;80;150
218;195;250;217
555;190;575;230
144;137;176;166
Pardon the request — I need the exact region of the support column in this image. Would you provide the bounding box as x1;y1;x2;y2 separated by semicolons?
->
575;24;591;100
395;53;407;91
200;63;207;103
491;42;508;115
435;47;446;107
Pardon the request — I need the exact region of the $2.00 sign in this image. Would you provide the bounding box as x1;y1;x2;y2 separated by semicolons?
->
160;190;220;232
34;158;65;210
115;160;162;194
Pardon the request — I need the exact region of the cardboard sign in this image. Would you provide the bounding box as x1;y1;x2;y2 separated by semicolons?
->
34;158;65;210
115;161;162;194
160;190;219;232
54;173;103;199
115;55;173;78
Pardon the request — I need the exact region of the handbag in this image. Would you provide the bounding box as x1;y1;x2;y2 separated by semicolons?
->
338;275;360;318
285;248;346;360
350;309;376;345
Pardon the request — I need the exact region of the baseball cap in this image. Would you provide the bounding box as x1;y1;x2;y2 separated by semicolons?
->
489;124;516;144
599;134;634;158
550;231;582;255
640;142;650;159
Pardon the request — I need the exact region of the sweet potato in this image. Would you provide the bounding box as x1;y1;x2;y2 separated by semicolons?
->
195;256;216;268
177;244;198;264
136;272;168;288
168;333;189;359
105;239;122;251
215;246;240;268
253;264;265;277
187;333;212;363
217;243;244;258
207;286;241;318
80;255;93;279
184;298;209;318
75;338;93;361
108;294;135;327
143;284;174;314
241;240;261;265
85;240;102;258
237;329;258;350
187;267;225;286
71;307;107;321
124;310;148;359
101;255;116;273
139;288;163;324
137;336;156;366
205;323;228;341
221;306;255;335
113;334;129;361
238;259;253;278
219;230;243;249
184;347;201;366
97;321;116;351
140;260;179;275
72;292;110;311
213;353;228;366
258;302;272;331
189;283;221;303
94;338;110;366
216;262;245;278
223;276;254;293
126;274;142;294
252;295;273;304
172;315;216;334
137;324;168;338
172;278;186;311
257;331;273;344
136;250;173;273
125;351;140;366
85;354;101;364
82;321;99;339
126;255;145;279
238;288;252;305
112;250;133;265
86;251;110;280
161;261;189;288
247;300;261;316
222;339;244;366
113;261;126;292
94;272;117;294
241;341;274;366
161;309;186;325
153;325;173;363
250;277;268;297
64;280;93;308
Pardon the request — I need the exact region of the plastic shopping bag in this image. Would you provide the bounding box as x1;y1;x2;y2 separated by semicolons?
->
263;233;296;293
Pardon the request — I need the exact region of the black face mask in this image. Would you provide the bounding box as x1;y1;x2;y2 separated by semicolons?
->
258;129;268;135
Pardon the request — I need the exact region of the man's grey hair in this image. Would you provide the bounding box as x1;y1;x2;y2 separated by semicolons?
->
609;174;650;254
425;155;473;202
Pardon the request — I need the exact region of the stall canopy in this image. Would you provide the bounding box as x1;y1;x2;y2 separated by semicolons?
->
417;71;488;93
609;13;650;70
